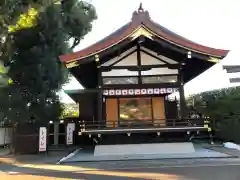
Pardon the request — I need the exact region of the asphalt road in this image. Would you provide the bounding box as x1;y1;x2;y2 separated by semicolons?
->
1;159;240;180
74;163;240;180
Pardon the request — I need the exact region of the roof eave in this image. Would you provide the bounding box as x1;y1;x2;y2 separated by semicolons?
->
59;8;230;63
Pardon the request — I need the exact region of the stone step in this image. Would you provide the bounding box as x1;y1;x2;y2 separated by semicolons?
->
94;142;195;156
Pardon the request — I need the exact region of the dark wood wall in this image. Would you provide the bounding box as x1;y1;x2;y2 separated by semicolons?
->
79;93;97;123
165;99;178;119
14;123;47;154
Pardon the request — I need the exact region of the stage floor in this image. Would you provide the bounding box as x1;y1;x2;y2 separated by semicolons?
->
61;144;234;163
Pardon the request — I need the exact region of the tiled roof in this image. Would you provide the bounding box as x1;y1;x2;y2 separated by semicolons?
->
60;5;229;63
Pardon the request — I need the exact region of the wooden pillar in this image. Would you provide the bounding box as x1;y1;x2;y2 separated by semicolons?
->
137;44;142;84
178;66;186;119
97;66;103;123
53;122;59;145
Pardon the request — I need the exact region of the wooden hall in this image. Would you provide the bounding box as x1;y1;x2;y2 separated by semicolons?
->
59;5;229;145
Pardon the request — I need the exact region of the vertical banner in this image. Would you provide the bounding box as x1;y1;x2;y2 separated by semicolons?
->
39;127;47;152
66;123;75;145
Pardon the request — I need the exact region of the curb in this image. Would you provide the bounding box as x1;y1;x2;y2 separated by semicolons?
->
59;155;237;164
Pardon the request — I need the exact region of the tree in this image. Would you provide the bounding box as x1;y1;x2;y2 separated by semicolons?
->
0;1;51;63
0;0;96;124
193;87;240;142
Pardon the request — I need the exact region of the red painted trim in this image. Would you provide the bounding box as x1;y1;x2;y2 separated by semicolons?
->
144;20;229;57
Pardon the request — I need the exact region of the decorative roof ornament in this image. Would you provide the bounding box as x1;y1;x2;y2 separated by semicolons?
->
138;3;144;12
66;61;79;68
95;54;100;62
208;57;220;63
130;26;153;40
132;3;150;23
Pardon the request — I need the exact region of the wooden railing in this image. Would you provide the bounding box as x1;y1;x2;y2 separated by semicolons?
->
80;118;208;130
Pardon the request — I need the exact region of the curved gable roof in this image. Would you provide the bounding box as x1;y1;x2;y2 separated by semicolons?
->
60;4;229;63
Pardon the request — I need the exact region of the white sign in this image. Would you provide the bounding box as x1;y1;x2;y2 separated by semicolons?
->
66;123;75;145
103;88;178;96
39;127;47;152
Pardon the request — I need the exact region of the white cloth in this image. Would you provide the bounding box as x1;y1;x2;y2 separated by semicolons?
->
223;142;240;151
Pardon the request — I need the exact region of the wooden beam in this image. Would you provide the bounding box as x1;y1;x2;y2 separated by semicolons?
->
103;83;180;89
64;89;100;94
80;126;208;135
102;74;178;78
153;37;210;60
101;64;180;71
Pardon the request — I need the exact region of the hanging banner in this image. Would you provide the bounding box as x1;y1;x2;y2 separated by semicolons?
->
39;127;47;152
66;123;75;145
103;88;179;96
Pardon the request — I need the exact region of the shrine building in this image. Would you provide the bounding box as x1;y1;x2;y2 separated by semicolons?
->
59;4;229;145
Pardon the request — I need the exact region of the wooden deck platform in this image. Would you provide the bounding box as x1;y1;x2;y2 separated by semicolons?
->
79;118;210;135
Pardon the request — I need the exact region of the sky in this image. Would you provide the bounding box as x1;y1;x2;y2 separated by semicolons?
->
60;0;240;103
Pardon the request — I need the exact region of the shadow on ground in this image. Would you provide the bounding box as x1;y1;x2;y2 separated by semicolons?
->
0;157;190;180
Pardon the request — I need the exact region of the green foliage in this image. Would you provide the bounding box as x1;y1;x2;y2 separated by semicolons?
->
0;61;9;88
8;8;38;32
61;0;97;48
194;87;240;142
0;0;96;124
0;1;52;62
0;74;8;88
61;103;79;119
